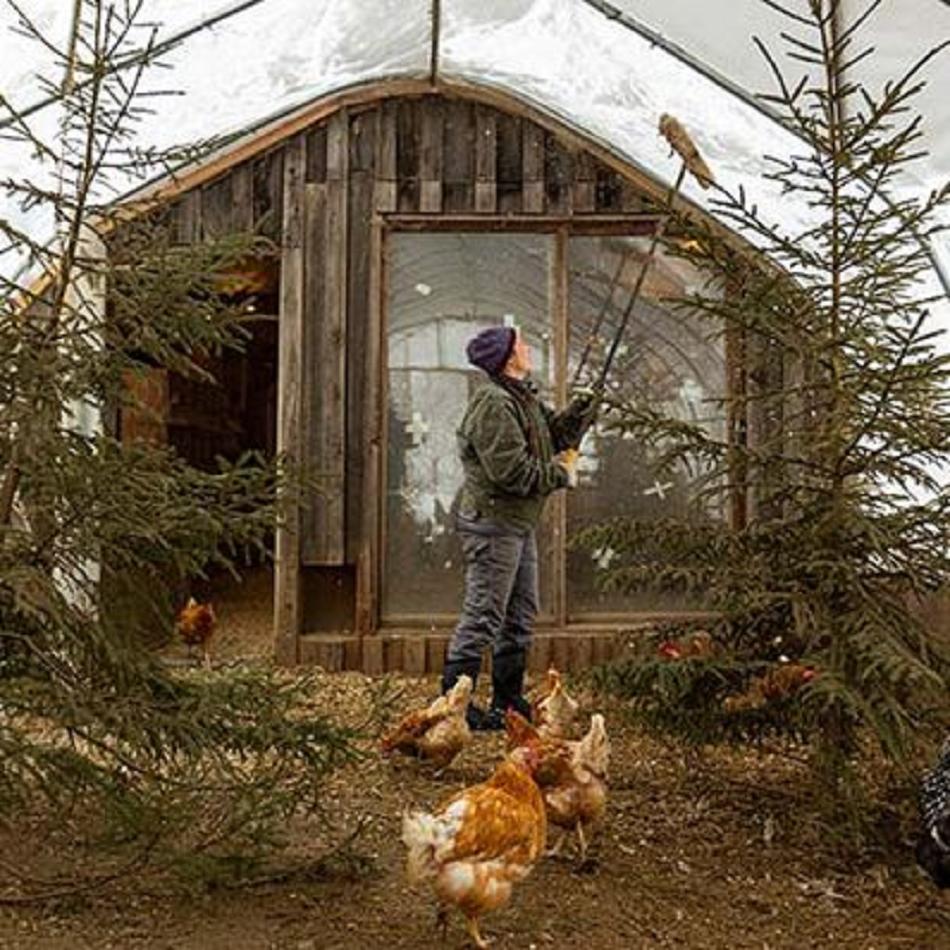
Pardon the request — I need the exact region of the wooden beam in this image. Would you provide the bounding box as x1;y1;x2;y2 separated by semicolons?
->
301;109;348;565
274;133;307;665
356;215;384;635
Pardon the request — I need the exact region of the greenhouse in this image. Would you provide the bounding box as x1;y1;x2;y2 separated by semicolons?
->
3;1;949;673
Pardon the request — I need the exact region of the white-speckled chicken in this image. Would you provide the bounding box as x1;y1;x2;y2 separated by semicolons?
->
916;736;950;889
381;676;473;770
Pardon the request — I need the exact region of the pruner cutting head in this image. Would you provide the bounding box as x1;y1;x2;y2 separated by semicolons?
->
658;113;715;190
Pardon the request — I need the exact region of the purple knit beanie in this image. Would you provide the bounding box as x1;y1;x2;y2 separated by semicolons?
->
466;326;516;376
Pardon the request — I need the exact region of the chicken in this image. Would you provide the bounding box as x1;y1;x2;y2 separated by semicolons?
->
916;736;950;889
506;709;610;864
531;668;580;739
381;676;473;770
657;629;716;661
722;662;816;712
658;113;715;189
401;744;546;948
175;597;215;669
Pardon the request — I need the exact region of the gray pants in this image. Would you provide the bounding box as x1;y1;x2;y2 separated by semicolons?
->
446;516;539;665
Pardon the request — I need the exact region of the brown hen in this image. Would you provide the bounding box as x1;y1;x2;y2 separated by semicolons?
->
175;598;215;669
402;745;546;948
531;667;579;739
506;709;609;863
381;676;473;771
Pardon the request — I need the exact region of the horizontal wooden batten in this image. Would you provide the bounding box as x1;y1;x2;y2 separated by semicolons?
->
298;630;631;675
382;214;660;232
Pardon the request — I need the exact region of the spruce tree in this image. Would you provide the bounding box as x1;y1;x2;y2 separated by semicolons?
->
579;0;950;792
0;0;352;890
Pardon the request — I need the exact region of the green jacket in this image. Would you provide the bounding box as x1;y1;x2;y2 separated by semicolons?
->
456;376;589;531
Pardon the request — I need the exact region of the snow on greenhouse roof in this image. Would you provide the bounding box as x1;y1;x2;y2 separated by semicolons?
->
2;0;949;311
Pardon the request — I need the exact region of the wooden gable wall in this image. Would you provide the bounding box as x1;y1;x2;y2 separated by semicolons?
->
162;90;657;661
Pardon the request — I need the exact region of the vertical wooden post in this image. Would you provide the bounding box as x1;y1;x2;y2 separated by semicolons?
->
357;216;384;635
274;134;306;665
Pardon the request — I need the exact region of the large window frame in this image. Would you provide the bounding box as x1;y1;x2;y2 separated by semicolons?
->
378;215;732;629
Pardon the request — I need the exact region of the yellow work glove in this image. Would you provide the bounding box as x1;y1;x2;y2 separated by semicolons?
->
558;448;579;489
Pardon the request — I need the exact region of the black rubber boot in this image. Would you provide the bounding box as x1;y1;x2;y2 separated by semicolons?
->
490;649;532;722
441;657;480;695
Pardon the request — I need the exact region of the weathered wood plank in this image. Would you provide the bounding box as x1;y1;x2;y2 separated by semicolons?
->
527;635;552;674
312;109;347;565
172;191;202;244
346;108;375;572
200;175;232;239
252;147;284;239
301;179;348;564
384;636;404;674
230;163;255;233
299;636;346;671
300;182;326;562
403;637;427;676
305;125;327;183
496;113;522;214
572;151;596;213
474;105;497;213
355;218;383;634
362;636;384;675
545;136;573;215
396;99;419;212
375;98;398;212
551;635;570;674
595;165;623;213
522;122;545;214
350;106;376;173
419;98;444;213
344;636;362;671
442;99;475;213
427;636;449;675
274;134;306;665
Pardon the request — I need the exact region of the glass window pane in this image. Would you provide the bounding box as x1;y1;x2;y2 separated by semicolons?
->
382;232;556;620
566;234;725;615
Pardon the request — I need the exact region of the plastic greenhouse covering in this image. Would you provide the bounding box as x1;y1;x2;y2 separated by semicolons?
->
2;0;949;335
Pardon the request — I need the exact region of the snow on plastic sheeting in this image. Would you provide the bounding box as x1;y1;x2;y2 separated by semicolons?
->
2;0;430;283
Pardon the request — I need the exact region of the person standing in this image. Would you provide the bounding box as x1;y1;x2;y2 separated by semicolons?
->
441;325;598;730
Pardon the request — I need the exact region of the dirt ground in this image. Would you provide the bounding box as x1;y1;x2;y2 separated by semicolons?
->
2;671;948;950
2;571;948;948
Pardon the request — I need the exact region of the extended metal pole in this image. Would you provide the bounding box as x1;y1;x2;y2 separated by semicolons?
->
594;162;688;392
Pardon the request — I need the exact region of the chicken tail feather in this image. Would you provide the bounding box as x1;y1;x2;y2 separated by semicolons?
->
402;809;441;884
